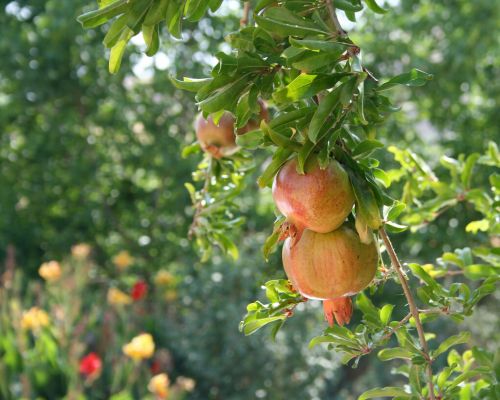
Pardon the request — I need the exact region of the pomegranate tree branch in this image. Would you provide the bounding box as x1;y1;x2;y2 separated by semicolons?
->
380;312;412;342
379;227;436;400
240;2;251;27
325;0;345;36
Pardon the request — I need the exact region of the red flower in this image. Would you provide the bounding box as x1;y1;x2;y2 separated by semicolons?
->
150;360;162;375
79;352;102;378
131;280;148;301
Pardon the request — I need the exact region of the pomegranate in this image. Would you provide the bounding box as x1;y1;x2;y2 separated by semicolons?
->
195;113;236;159
272;157;355;238
282;225;378;325
195;100;269;158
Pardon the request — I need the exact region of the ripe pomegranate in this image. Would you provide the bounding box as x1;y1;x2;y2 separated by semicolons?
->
195;100;269;158
195;113;236;159
272;157;355;239
282;225;378;325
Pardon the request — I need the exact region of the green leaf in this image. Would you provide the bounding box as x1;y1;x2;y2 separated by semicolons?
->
236;129;265;149
364;0;388;14
125;0;154;32
385;202;406;221
352;140;384;158
373;168;391;188
358;387;411;399
103;14;128;48
257;148;293;188
356;76;368;125
255;7;328;38
170;77;211;92
184;0;211;21
143;0;169;26
348;170;382;229
464;264;498;280
355;206;373;244
143;24;160;56
289;52;342;74
461;153;480;188
262;216;286;261
377;69;433;92
165;0;183;38
465;219;490;234
437;366;454;390
446;369;490;391
407;263;443;292
432;332;471;359
356;292;380;324
289;38;350;54
269;107;316;129
261;121;301;151
308;85;342;143
273;73;350;104
77;0;128;28
335;0;363;12
198;75;252;114
109;27;134;74
378;347;413;361
384;221;408;233
379;304;394;325
471;347;494;368
242;316;286;336
310;325;359;349
255;0;276;13
213;233;239;260
208;0;224;12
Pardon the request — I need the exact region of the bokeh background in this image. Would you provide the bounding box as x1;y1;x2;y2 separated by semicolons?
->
0;0;498;399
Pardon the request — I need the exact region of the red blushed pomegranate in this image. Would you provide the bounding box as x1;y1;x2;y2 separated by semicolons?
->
272;158;355;238
282;225;378;325
195;101;269;158
195;113;237;159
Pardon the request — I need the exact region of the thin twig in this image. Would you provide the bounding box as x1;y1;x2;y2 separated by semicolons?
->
240;2;251;27
380;227;436;400
380;312;412;342
325;0;346;36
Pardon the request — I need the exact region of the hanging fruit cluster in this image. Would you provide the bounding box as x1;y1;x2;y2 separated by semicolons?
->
193;94;380;326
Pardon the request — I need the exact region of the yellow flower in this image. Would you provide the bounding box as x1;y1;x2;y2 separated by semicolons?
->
123;333;155;361
71;243;91;259
113;251;133;270
164;290;178;302
38;261;62;282
176;376;195;392
107;287;132;305
154;270;174;286
21;307;50;331
148;373;170;399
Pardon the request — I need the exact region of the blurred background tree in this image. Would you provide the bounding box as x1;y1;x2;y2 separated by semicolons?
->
0;0;498;399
